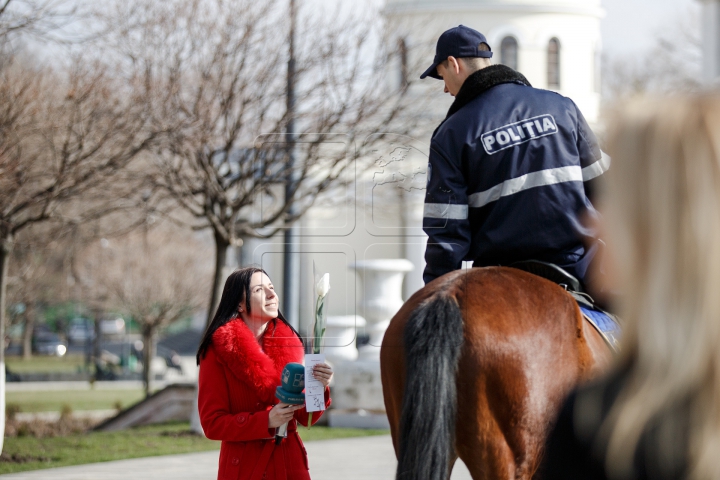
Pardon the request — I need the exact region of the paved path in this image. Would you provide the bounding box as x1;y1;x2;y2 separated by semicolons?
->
0;435;473;480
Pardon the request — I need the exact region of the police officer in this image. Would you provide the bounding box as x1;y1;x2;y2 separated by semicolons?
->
421;25;608;288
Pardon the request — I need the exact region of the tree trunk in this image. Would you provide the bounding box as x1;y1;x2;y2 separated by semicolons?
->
0;236;12;366
93;310;102;380
207;232;229;327
0;235;13;454
142;327;155;398
21;302;35;360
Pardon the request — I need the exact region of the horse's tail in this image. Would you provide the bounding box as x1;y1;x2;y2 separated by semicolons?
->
397;293;464;480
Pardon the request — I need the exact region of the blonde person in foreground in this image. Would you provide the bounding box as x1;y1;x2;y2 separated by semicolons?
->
541;94;720;479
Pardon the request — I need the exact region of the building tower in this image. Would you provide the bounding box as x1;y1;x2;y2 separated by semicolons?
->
385;0;604;123
701;0;720;81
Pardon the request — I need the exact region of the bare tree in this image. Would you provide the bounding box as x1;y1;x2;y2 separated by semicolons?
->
101;0;426;324
4;208;152;362
5;226;65;359
0;56;158;386
79;224;212;396
0;0;75;44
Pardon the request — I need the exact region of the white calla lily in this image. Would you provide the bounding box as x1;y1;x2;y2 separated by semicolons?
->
316;273;330;298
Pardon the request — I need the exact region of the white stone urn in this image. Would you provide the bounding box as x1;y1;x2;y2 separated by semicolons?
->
349;259;414;360
324;315;366;362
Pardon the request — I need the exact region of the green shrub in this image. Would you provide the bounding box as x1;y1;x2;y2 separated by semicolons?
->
59;404;73;421
6;403;21;421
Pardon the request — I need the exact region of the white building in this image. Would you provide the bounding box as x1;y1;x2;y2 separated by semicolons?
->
386;0;603;123
702;0;720;81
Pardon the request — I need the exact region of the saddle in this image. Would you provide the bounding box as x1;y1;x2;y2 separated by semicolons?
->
511;260;621;353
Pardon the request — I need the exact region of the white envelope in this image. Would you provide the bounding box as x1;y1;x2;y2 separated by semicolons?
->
304;353;326;412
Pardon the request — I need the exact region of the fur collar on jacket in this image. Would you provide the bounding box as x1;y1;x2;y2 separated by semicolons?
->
212;319;304;404
445;64;531;120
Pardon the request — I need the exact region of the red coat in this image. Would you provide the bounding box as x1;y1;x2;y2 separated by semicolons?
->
199;318;331;480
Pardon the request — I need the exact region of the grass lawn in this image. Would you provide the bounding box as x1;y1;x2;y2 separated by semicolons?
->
6;354;87;374
297;425;388;442
0;422;388;474
7;389;145;413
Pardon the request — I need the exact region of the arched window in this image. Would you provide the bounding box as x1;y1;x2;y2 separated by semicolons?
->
547;38;561;89
398;38;408;86
500;36;518;71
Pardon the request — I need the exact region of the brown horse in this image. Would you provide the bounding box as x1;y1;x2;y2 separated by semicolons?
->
380;267;613;480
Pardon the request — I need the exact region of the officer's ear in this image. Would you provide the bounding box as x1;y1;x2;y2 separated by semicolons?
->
446;56;461;75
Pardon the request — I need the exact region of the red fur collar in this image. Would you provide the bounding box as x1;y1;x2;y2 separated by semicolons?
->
212;318;304;404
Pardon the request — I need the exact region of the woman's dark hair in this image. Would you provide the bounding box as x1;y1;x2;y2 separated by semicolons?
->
196;266;303;364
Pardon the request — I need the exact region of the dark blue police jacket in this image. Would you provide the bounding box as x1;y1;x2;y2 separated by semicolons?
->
423;64;608;286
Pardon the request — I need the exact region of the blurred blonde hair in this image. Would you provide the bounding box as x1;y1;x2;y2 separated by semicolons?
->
601;94;720;479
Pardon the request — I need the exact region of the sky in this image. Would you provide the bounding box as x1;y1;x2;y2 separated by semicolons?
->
29;0;702;73
601;0;698;55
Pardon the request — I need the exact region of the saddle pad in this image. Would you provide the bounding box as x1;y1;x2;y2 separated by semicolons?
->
579;306;621;353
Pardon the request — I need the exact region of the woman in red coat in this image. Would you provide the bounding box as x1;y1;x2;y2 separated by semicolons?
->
197;267;333;480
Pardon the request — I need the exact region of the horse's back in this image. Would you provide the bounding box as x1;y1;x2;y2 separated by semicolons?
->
380;266;611;479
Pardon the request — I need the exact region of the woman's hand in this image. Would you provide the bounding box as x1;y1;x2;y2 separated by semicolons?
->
312;363;334;388
268;402;304;428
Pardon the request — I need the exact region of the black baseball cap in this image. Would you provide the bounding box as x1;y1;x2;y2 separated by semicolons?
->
420;25;493;80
